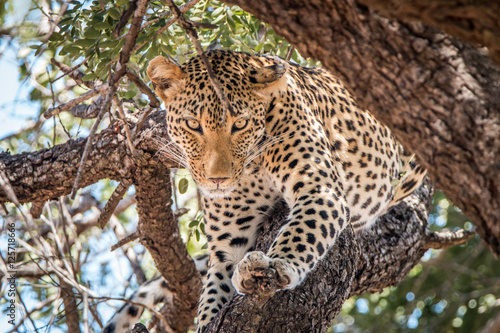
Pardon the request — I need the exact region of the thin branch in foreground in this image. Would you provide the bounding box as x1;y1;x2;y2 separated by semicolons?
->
423;229;476;250
42;83;109;119
113;96;136;155
131;105;154;140
29;201;45;219
98;178;133;229
0;171;20;206
111;231;139;252
126;70;160;108
70;88;116;200
70;95;105;119
70;0;150;200
50;57;93;88
164;0;234;122
132;0;201;53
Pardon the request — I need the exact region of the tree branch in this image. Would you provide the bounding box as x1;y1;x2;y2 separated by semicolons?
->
165;0;234;122
423;229;476;250
0;110;172;205
133;153;202;333
356;0;500;66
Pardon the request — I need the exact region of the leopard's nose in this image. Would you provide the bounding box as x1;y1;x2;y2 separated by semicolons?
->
208;177;230;184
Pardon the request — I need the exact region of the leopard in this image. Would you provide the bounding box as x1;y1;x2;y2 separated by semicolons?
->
103;49;426;333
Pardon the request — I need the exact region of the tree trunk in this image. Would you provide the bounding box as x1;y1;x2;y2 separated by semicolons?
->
222;0;500;255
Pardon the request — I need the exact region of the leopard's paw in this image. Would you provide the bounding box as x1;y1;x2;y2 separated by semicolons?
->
232;251;300;296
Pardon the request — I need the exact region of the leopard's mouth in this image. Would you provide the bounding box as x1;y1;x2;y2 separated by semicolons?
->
198;186;236;198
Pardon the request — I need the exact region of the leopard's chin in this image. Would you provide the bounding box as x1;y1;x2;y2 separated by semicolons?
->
198;185;237;198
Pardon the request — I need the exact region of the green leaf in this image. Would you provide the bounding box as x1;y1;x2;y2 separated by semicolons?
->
94;21;111;30
195;229;200;242
188;220;199;228
108;8;121;20
199;222;205;235
74;39;95;47
212;13;226;25
82;73;97;81
178;178;189;194
201;242;208;249
211;6;225;17
60;45;82;56
100;39;119;49
84;27;101;39
255;42;265;53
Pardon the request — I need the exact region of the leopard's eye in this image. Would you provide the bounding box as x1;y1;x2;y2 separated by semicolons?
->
233;118;248;132
186;119;201;131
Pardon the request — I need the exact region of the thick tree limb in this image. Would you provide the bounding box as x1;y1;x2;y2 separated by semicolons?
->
0;111;173;205
222;0;500;255
133;152;202;333
356;0;500;66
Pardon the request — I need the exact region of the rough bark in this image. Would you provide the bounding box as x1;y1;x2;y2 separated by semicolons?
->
0;111;173;204
357;0;500;66
61;281;82;333
222;0;500;255
0;112;198;332
206;181;432;333
134;152;202;332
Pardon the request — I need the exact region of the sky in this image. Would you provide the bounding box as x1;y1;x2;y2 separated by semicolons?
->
0;47;40;139
0;0;41;140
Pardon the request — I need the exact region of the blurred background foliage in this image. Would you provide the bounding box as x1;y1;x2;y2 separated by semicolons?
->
0;0;498;332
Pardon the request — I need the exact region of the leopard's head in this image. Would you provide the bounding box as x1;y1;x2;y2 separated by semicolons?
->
147;50;288;196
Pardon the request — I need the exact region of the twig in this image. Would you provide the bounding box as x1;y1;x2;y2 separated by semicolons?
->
422;229;476;250
0;171;20;205
6;294;58;333
109;216;147;284
69;0;150;200
40;0;71;42
110;231;139;251
70;89;116;200
126;70;160;107
131;105;154;139
42;83;109;119
51;57;93;88
30;201;45;219
164;0;233;122
113;96;136;155
286;46;295;61
113;0;139;38
112;0;150;83
132;0;201;53
98;178;133;229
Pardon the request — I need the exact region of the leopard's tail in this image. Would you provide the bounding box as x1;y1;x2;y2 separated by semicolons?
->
103;254;209;333
388;148;427;207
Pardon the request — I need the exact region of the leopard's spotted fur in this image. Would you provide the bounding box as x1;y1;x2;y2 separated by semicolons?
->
104;50;426;333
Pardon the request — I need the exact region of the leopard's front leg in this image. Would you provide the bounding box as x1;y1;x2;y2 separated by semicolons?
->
196;173;280;332
232;132;348;296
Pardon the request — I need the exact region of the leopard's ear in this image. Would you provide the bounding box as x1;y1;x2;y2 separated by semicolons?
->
147;56;185;103
247;56;288;88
